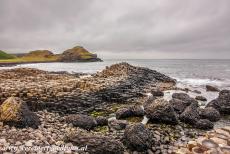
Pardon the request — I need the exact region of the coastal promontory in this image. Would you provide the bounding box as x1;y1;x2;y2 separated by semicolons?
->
0;46;102;66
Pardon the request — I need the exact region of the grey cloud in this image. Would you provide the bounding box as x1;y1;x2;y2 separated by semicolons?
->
0;0;229;59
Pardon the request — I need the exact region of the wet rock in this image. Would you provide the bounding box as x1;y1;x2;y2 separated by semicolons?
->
95;116;108;126
0;97;40;128
151;90;164;97
124;123;154;152
195;96;207;101
145;99;178;125
179;102;200;125
198;107;220;122
65;114;97;130
206;85;220;92
195;119;214;130
206;90;230;114
108;119;128;130
67;132;124;154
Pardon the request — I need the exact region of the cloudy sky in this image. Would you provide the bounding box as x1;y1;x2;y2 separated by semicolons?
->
0;0;230;59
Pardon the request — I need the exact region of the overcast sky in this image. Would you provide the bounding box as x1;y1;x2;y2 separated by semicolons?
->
0;0;230;59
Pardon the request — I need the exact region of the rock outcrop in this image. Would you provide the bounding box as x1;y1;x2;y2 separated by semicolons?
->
0;97;40;128
123;123;154;152
206;90;230;114
145;99;178;125
59;46;102;62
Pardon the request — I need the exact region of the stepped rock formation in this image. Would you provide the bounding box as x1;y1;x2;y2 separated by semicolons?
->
0;63;176;115
0;97;40;128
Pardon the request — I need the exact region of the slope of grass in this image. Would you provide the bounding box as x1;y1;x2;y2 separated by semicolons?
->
0;50;16;59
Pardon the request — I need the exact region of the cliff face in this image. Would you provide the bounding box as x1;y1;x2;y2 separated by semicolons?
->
59;46;102;62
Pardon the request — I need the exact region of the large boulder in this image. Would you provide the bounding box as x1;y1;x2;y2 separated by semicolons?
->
65;114;97;130
0;97;40;128
67;132;124;154
123;123;154;152
206;90;230;114
198;107;221;122
145;99;178;125
179;103;200;125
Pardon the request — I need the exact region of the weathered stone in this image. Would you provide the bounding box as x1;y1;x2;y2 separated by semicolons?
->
0;97;40;128
169;98;190;114
145;99;178;125
65;114;97;130
124;123;154;152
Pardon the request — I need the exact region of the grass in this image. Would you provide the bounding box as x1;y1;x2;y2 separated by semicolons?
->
0;50;16;59
0;55;59;63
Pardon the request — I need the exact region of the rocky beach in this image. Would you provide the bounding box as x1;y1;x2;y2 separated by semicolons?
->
0;62;229;154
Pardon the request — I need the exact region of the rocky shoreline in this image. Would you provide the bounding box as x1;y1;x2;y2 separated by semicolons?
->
0;62;229;154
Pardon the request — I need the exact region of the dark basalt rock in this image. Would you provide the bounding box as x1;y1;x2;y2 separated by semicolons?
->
129;105;145;117
170;98;191;114
195;96;207;101
116;108;132;119
95;116;108;126
195;119;214;130
206;90;230;114
206;85;220;92
145;99;178;125
198;107;221;122
172;93;190;100
65;114;97;130
0;97;40;128
123;123;154;152
179;102;200;125
67;132;124;154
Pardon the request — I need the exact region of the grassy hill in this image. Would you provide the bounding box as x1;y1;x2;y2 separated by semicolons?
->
0;46;102;64
0;50;16;59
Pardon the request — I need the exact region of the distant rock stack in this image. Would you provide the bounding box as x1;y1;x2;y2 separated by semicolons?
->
59;46;102;62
